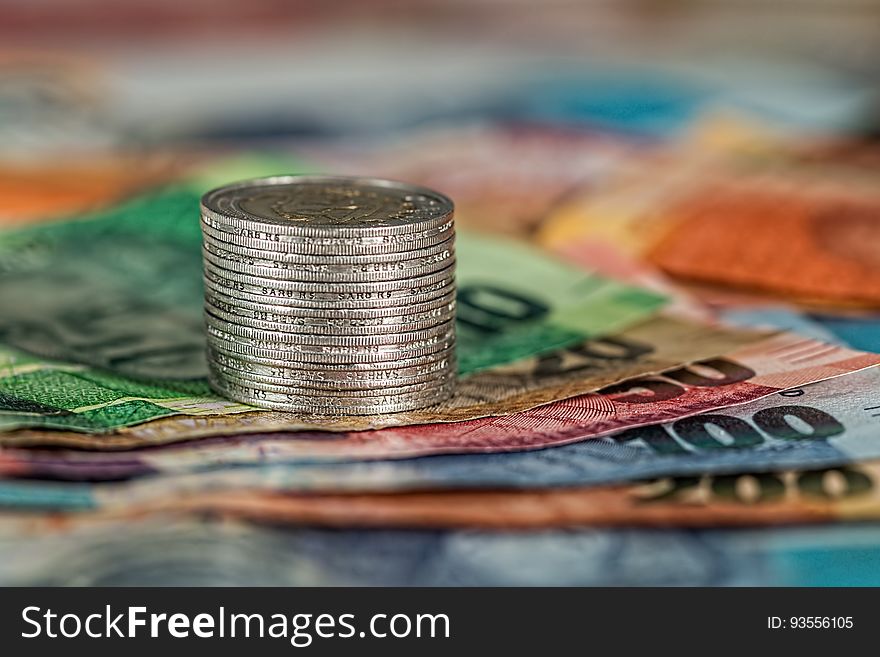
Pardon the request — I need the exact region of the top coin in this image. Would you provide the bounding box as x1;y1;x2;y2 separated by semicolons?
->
201;175;454;236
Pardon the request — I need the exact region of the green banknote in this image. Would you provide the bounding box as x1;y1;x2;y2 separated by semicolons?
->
0;160;666;432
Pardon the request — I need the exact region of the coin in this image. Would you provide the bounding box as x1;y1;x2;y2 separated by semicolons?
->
209;361;456;396
201;242;455;282
204;311;454;345
204;299;456;336
206;343;456;372
202;232;455;264
206;328;456;363
208;373;455;415
203;275;455;310
203;259;454;294
200;220;454;256
207;348;455;388
201;175;453;235
204;286;456;320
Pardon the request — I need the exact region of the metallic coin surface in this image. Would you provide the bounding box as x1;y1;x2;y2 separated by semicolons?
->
204;299;456;336
204;286;456;320
200;220;454;255
201;175;457;414
209;361;456;396
207;348;455;388
203;260;454;294
206;343;456;372
201;175;453;234
201;243;455;282
206;329;456;363
201;233;455;264
203;275;455;310
208;373;455;414
205;311;454;346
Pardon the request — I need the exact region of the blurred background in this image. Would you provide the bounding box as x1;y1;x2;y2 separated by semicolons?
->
3;0;880;223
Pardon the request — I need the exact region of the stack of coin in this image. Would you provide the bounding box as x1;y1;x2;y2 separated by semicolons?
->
200;175;457;414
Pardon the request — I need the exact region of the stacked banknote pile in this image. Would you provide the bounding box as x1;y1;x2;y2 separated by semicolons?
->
200;175;458;414
1;128;880;585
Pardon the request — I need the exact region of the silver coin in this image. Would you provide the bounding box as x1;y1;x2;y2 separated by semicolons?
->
208;373;455;414
201;242;455;282
203;271;454;307
205;298;456;336
210;361;456;396
206;342;456;371
203;259;454;294
201;175;453;235
206;328;456;362
215;373;456;402
205;313;454;346
212;372;456;401
203;276;455;311
207;336;455;367
208;347;455;387
200;220;454;256
201;210;455;246
214;367;455;393
201;232;455;264
204;285;456;321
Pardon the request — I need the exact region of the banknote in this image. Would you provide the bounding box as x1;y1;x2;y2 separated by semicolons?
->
646;180;880;305
548;216;880;351
718;307;847;345
536;148;712;256
174;364;880;496
0;514;879;586
0;161;665;432
0;339;877;510
551;239;710;321
180;459;880;529
717;306;880;354
538;151;880;306
808;311;880;353
0;316;760;446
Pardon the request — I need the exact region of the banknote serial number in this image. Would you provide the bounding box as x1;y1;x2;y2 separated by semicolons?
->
768;617;853;630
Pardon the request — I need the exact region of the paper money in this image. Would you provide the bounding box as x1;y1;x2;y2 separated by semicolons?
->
544;193;880;350
0;316;764;447
75;365;878;493
0;168;665;432
536;148;710;256
181;459;880;529
551;238;710;321
538;150;880;306
212;363;880;495
807;311;880;353
1;514;879;586
719;307;848;344
1;335;877;511
646;181;880;305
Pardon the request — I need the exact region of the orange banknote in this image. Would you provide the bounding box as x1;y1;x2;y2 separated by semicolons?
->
646;180;880;306
540;142;880;307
